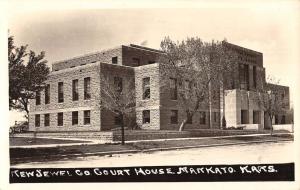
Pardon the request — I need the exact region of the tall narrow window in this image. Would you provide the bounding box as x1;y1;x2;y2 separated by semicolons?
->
239;64;249;90
253;66;257;89
142;110;150;124
84;110;91;125
35;114;40;127
45;84;50;104
84;77;91;100
170;110;178;124
241;110;249;124
245;64;249;90
170;78;178;100
72;111;78;125
275;115;279;124
213;112;217;122
200;112;206;124
72;79;79;101
36;91;41;105
57;112;63;126
114;77;123;93
143;77;150;99
281;115;286;124
112;56;118;64
253;111;260;124
58;82;64;103
44;114;50;127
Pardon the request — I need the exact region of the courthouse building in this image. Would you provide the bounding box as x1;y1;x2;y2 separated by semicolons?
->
28;42;291;132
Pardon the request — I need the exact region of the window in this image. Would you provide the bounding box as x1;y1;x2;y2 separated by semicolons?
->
142;110;150;124
239;64;249;90
72;111;78;125
57;112;63;126
132;58;140;66
232;78;235;89
72;79;79;101
253;66;257;89
281;115;286;124
170;78;178;100
112;56;118;64
84;110;91;125
253;111;260;124
35;114;40;127
44;114;50;127
200;112;206;124
36;91;41;105
114;77;123;93
58;82;64;103
114;113;123;126
143;77;150;99
187;111;193;124
170;110;178;124
274;115;279;124
241;110;249;124
84;77;91;100
45;84;50;104
213;112;217;122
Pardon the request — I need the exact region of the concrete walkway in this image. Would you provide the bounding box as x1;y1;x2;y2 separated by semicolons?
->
10;132;292;149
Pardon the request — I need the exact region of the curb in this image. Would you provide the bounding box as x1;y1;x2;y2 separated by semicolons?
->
10;139;293;164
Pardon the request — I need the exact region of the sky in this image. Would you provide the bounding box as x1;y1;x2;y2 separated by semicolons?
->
6;0;300;125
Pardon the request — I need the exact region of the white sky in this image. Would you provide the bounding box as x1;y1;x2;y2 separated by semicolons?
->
6;0;300;125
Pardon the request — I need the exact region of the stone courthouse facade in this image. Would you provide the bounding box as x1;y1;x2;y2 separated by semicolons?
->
28;42;291;132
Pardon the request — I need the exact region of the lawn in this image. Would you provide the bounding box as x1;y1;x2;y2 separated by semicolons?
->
9;137;89;146
10;133;293;164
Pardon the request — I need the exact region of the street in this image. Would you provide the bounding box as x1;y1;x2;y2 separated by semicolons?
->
12;141;294;168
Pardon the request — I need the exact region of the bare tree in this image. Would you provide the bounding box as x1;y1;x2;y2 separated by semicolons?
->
257;76;289;135
95;64;136;145
159;37;238;131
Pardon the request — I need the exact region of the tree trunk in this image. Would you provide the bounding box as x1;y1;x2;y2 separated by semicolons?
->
120;113;125;145
179;119;187;131
269;115;273;136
